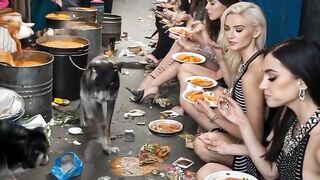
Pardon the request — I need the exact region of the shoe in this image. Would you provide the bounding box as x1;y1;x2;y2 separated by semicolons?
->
145;29;158;39
129;87;159;104
126;87;143;97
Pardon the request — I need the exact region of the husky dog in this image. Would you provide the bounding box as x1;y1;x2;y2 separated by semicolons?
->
80;57;121;154
0;121;49;179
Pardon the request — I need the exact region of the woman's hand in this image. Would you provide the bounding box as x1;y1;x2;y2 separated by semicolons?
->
176;35;197;51
217;95;248;126
193;99;216;121
197;132;234;155
187;21;211;45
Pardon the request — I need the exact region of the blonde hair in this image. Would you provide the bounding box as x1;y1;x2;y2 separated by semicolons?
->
217;2;267;87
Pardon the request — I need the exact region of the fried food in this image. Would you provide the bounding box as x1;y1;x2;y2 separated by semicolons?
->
185;91;218;106
156;146;170;157
170;28;190;37
151;122;181;133
46;12;71;20
188;78;214;87
176;54;201;63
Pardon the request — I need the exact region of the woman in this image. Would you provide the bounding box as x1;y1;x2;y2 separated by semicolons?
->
128;0;239;103
189;2;266;177
201;38;320;179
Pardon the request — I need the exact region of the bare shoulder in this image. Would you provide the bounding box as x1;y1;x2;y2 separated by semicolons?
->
242;55;264;85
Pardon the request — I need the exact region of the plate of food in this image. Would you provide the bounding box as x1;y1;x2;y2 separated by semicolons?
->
149;119;183;135
172;52;206;64
182;90;218;107
185;76;218;88
168;27;191;37
204;170;258;180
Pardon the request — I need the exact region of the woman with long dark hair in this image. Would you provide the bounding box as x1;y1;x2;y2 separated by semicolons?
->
209;38;320;179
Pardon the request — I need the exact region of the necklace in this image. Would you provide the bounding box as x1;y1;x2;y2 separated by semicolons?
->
282;108;320;155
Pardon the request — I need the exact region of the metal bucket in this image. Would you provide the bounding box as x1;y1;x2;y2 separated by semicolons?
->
36;35;89;100
67;21;102;62
0;51;53;122
101;13;121;47
46;11;79;29
68;7;97;23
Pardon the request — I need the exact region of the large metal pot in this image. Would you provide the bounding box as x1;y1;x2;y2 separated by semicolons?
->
68;7;97;23
36;35;89;100
0;51;53;122
66;21;102;62
46;11;79;29
101;13;122;47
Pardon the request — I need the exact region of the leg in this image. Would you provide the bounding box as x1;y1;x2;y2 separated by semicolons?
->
193;133;234;166
138;41;183;90
196;163;231;180
100;100;119;154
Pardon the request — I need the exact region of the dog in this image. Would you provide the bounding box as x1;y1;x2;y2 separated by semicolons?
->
0;121;49;179
80;56;121;154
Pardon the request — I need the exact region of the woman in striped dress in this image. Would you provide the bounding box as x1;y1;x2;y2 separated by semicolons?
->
179;2;267;179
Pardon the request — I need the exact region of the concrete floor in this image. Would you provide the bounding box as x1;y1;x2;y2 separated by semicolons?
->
17;0;204;179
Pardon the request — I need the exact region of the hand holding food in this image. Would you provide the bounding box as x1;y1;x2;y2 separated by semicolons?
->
217;95;248;126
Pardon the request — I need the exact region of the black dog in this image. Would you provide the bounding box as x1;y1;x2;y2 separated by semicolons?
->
0;121;49;179
80;57;121;154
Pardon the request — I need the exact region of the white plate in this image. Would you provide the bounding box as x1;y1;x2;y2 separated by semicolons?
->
185;76;218;88
182;90;218;107
148;119;183;135
168;27;191;36
68;127;83;135
172;52;206;64
205;171;258;180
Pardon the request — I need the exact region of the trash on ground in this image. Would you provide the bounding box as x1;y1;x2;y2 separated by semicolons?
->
124;109;145;119
51;152;83;180
124;129;135;142
155;98;172;108
72;140;81;146
160;110;179;118
54;98;70;106
136;121;146;126
97;176;111;180
68;127;83;135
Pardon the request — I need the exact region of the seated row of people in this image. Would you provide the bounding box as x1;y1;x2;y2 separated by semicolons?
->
131;1;320;179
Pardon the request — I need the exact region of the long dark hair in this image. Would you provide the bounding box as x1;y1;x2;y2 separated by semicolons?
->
264;38;320;161
205;0;240;40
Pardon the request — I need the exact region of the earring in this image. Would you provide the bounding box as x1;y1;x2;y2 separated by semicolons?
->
298;87;306;101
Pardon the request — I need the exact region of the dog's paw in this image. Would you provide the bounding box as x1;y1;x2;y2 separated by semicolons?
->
102;146;120;154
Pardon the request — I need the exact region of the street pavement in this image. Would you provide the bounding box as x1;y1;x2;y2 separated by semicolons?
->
17;0;203;179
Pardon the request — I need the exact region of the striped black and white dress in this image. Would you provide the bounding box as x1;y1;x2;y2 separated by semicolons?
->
231;79;264;179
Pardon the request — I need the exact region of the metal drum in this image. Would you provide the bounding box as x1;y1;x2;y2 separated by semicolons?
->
67;21;102;62
36;35;89;100
0;51;53;122
101;13;122;47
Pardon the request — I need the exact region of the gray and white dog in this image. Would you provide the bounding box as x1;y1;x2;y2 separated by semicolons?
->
80;56;121;154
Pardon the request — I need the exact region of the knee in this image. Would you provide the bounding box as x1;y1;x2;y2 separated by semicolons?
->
177;63;193;79
193;138;211;162
196;164;214;180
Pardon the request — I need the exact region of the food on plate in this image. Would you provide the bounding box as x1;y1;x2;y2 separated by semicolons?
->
176;54;202;63
138;151;158;165
157;146;170;157
185;91;218;106
151;122;182;133
188;78;214;87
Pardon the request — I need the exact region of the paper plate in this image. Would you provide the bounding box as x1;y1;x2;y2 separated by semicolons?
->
68;127;83;135
148;119;183;135
205;171;258;180
168;27;191;36
185;76;218;88
182;90;218;107
172;52;206;64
